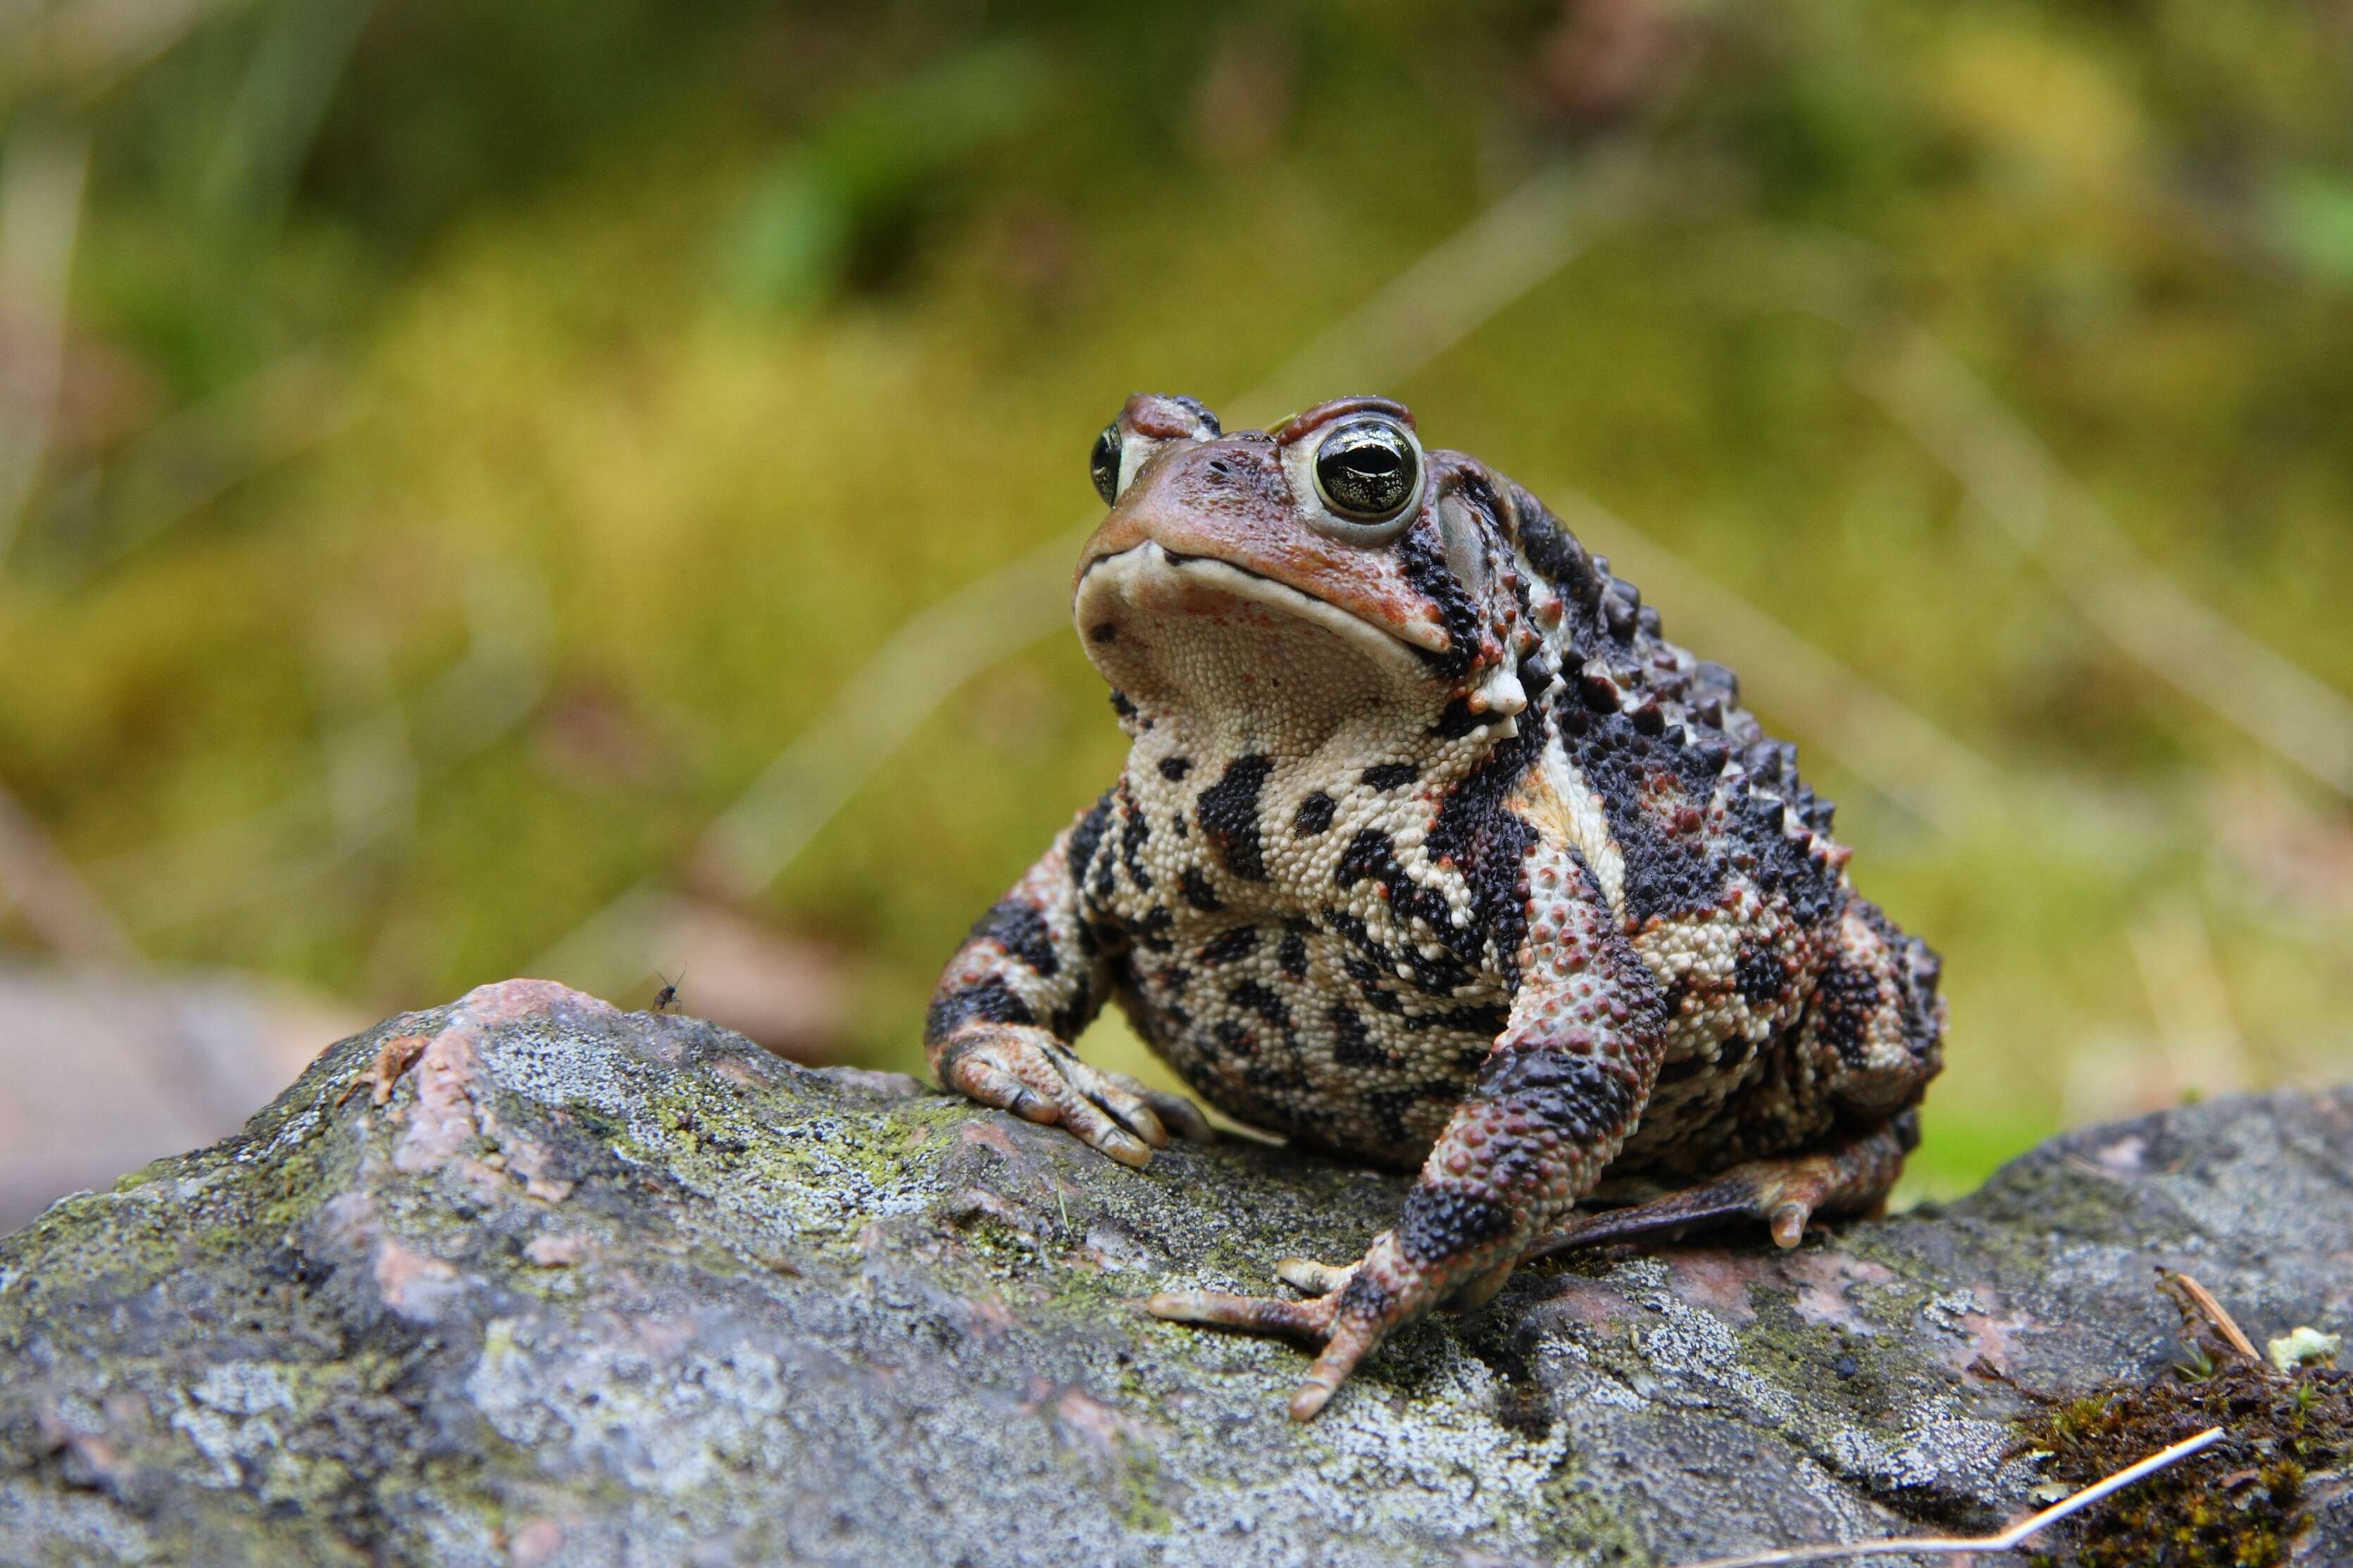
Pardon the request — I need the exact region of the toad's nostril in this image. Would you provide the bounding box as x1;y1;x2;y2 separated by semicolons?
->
1207;459;1230;476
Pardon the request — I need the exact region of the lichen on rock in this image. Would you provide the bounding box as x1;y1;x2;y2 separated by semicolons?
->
1;979;2348;1567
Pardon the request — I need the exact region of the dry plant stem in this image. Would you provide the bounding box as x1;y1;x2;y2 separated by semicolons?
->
1665;1426;2225;1568
2158;1267;2261;1364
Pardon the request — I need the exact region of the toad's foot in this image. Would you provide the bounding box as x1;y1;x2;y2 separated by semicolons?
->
937;1024;1212;1168
1531;1118;1915;1257
1147;1232;1514;1421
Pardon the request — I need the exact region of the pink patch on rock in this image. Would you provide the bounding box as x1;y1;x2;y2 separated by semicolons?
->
523;1233;590;1268
373;1238;463;1322
504;1136;575;1204
392;1022;485;1177
1054;1387;1142;1453
1952;1289;2035;1375
458;977;620;1029
963;1293;1018;1338
391;979;616;1187
959;1121;1027;1162
1787;1249;1895;1331
712;1056;769;1089
1535;1278;1631;1329
1666;1250;1768;1324
630;1315;697;1358
506;1517;566;1567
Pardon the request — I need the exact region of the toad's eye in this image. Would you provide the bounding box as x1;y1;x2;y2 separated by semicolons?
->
1313;418;1420;522
1090;422;1123;506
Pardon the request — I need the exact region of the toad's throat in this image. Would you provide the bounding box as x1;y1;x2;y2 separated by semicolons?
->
1075;541;1445;677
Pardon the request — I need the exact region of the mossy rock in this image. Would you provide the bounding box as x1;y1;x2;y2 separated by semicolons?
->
1;981;2347;1566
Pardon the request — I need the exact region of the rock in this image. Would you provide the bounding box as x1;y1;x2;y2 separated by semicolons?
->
1;979;2347;1567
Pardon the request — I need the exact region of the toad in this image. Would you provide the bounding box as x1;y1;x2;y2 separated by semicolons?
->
928;394;1945;1420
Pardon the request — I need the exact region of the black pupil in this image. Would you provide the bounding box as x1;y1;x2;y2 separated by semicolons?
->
1090;423;1122;504
1315;422;1415;519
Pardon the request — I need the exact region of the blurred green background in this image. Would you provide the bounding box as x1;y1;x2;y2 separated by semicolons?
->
2;0;2349;1215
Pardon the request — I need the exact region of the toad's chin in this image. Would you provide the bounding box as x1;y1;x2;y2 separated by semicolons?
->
1073;542;1442;736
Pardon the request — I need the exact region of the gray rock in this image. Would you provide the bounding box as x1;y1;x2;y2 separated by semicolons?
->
1;979;2347;1567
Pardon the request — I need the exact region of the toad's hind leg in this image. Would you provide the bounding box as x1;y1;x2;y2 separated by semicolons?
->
1531;1113;1918;1258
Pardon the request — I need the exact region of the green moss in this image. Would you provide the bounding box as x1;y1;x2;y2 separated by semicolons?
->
2021;1360;2352;1567
1539;1469;1656;1568
1117;1445;1175;1535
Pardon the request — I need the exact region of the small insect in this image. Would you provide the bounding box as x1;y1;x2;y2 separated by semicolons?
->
653;965;686;1013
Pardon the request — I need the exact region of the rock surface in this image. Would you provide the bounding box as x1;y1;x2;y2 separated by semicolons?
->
1;979;2348;1567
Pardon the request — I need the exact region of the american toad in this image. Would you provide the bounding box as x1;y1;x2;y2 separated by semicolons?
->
928;394;1945;1420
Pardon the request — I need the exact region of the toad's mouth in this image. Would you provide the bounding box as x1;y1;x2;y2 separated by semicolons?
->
1071;540;1452;739
1074;541;1443;676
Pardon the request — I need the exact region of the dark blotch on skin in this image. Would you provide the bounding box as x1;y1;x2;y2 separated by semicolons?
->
1159;755;1192;782
1430;698;1485;739
1418;704;1547;985
1324;908;1391;966
1399;1187;1516;1265
967;899;1059;979
1050;996;1094;1042
1474;1042;1648;1151
1109;690;1138;720
1394;516;1485;682
1399;1003;1510;1037
1507;482;1603;608
1897;936;1944;1065
1118;801;1154;892
1735;943;1787;1008
1068;794;1113;898
1293;791;1336;836
1199;926;1259;966
1809;958;1882;1067
925;977;1035;1048
1333;829;1396;891
1560;709;1733;924
1330;1003;1388;1068
1344;959;1406;1016
1730;793;1841;929
1329;828;1472;989
1089;622;1118;644
1364;1086;1426;1148
1197;754;1275;880
1230;978;1292;1031
1051;950;1106;1040
1278;929;1309;980
1654;1044;1721;1084
1178;865;1225;912
1361;763;1420;791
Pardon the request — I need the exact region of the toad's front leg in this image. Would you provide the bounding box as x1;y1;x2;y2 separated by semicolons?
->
1151;888;1668;1420
929;810;1213;1167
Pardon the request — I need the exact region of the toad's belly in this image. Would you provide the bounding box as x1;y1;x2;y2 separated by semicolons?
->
1114;924;1511;1170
